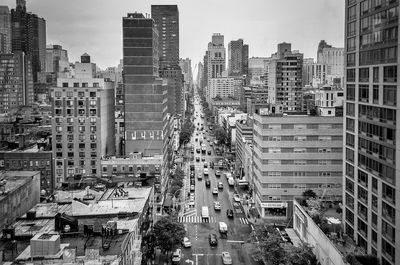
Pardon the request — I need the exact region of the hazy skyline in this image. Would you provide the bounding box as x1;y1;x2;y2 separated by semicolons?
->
4;0;345;70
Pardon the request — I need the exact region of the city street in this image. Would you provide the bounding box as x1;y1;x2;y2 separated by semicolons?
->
176;92;256;265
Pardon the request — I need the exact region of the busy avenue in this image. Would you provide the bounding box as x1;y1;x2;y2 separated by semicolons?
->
175;90;256;265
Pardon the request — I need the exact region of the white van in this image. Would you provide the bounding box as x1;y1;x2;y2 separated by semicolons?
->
228;177;235;186
201;206;209;219
219;222;228;234
204;168;209;176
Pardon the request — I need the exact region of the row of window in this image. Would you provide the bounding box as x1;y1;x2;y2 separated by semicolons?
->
55;152;97;159
55;117;97;124
55;143;97;149
256;123;342;130
254;144;342;153
55;134;97;141
54;100;97;108
62;82;100;88
54;108;97;116
358;153;395;185
346;102;396;125
258;159;342;165
347;66;397;83
55;126;97;133
55;91;97;98
56;168;98;175
257;134;343;141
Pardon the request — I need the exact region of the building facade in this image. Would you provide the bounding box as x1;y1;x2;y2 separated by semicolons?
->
0;52;34;114
228;39;248;77
207;33;226;89
0;171;40;230
0;6;11;53
267;44;304;112
51;77;115;187
151;5;179;69
123;13;167;156
343;1;399;264
11;1;46;82
252;113;343;221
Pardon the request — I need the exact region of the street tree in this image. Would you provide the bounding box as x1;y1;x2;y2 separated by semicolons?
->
250;225;286;265
285;243;318;265
214;127;228;144
153;216;186;253
302;189;317;199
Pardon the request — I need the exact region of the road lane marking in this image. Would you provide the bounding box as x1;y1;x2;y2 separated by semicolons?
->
226;240;245;243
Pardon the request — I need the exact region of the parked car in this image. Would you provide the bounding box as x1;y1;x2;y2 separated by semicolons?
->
209;233;218;246
190;185;195;191
182;237;191;248
207;150;211;155
201;156;205;161
227;209;234;218
221;252;232;265
233;194;241;202
171;249;182;264
196;157;200;162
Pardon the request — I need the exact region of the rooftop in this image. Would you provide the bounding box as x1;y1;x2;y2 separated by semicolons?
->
55;188;104;203
0;171;40;202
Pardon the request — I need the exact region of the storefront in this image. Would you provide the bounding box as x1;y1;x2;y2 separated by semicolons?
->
255;195;288;219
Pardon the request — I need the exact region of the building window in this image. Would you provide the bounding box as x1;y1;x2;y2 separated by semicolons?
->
382;239;395;262
79;126;85;133
359;68;369;82
90;92;96;97
62;82;68;87
346;118;355;132
383;66;397;82
346;133;355;147
373;85;379;104
346;163;354;179
359;85;369;102
93;82;99;87
67;92;73;97
55;91;61;97
373;67;379;83
347;21;356;36
82;82;88;88
347;53;356;66
383;85;396;106
78;91;84;97
346;85;355;100
73;82;79;87
56;126;62;133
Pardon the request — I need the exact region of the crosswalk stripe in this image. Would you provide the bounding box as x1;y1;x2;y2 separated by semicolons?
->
239;218;249;224
177;215;217;223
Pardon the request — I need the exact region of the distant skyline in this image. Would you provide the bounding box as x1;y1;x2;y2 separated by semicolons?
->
3;0;344;70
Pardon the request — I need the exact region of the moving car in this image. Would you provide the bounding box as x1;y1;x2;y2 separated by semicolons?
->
207;150;211;155
218;182;223;189
209;233;218;246
233;194;241;202
201;156;205;161
210;161;214;169
227;209;234;218
196;157;200;162
214;201;221;211
215;170;221;177
182;237;191;248
205;179;211;187
190;185;195;191
221;252;233;265
171;249;182;264
212;187;218;195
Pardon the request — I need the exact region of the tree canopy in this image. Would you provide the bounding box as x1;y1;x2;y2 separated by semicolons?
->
153;216;186;253
214;126;228;144
250;225;317;265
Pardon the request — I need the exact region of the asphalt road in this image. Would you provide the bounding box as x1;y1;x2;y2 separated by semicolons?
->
177;93;256;265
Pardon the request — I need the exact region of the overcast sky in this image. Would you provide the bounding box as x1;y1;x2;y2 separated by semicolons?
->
4;0;344;71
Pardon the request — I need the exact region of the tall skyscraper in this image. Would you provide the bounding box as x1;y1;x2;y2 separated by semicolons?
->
344;1;399;264
267;43;303;112
11;0;46;82
151;5;184;117
122;12;166;156
207;33;226;89
151;5;179;69
0;52;33;114
0;6;11;53
228;39;248;77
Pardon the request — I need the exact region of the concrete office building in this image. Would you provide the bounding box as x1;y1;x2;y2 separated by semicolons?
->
228;39;249;77
0;171;40;230
343;1;399;264
51;59;115;186
267;43;303;112
252;112;343;221
45;44;70;74
11;0;46;82
123;13;167;156
207;76;235;103
0;52;34;114
317;40;344;78
0;6;11;53
162;67;184;117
